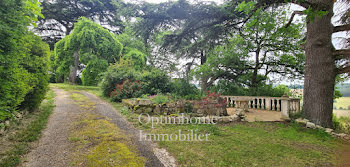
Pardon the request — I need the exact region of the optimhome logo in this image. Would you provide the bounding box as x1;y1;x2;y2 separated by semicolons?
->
138;113;216;141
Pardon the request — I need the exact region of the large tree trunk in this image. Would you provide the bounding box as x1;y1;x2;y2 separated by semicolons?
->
68;50;79;84
303;0;335;128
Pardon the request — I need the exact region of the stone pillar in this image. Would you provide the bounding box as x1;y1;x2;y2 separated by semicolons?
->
281;97;290;120
296;100;301;113
266;98;271;111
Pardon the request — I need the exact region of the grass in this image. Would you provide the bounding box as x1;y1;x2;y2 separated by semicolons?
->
333;114;350;134
68;91;146;167
51;83;100;96
0;89;55;167
334;97;350;110
114;104;348;167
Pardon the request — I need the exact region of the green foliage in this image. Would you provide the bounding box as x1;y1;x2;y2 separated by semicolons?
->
0;0;49;120
303;7;329;23
0;89;55;167
38;0;124;47
122;49;147;70
116;27;147;55
100;60;140;97
20;34;50;111
171;79;201;100
109;79;143;102
194;4;304;92
333;114;350;133
212;80;291;97
140;69;172;95
151;94;170;104
54;17;123;84
81;59;108;86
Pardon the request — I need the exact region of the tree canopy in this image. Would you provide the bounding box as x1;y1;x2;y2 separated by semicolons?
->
54;17;123;85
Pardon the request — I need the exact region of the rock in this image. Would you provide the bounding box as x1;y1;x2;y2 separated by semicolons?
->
154;105;161;114
138;99;153;106
220;116;232;123
230;114;240;122
235;108;245;117
295;118;307;124
344;135;350;140
306;122;316;128
337;133;347;138
325;128;334;133
315;125;324;130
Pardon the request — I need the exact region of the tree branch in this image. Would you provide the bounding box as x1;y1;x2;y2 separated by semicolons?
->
333;24;350;33
284;11;305;28
334;49;350;60
338;65;350;74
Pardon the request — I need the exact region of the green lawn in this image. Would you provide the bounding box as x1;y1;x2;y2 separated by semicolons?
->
116;104;348;167
334;97;350;110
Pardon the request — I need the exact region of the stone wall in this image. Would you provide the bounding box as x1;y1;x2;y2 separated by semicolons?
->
122;98;228;116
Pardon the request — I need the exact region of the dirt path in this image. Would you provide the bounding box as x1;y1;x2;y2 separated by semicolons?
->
21;88;78;167
21;88;172;167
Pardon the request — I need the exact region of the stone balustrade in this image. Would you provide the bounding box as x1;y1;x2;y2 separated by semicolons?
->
221;95;301;119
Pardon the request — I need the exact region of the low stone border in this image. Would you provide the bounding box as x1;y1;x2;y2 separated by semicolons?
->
0;111;27;135
295;118;350;140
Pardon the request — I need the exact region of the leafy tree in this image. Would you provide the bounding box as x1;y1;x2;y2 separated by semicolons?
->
194;5;305;94
133;0;246;88
54;17;122;84
37;0;126;48
255;0;350;127
116;27;147;55
171;79;201;100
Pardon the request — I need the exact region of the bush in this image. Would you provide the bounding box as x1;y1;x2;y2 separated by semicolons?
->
101;61;172;101
140;69;172;95
122;49;147;70
100;60;140;97
109;79;143;102
82;59;108;86
333;114;350;134
150;94;170;104
212;80;290;97
19;35;50;111
171;79;201;100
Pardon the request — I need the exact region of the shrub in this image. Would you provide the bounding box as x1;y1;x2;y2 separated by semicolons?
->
140;69;172;95
195;91;227;109
109;79;143;102
19;34;50;111
122;49;147;70
150;94;170;104
100;60;140;97
333;114;350;133
171;79;201;100
82;59;108;86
